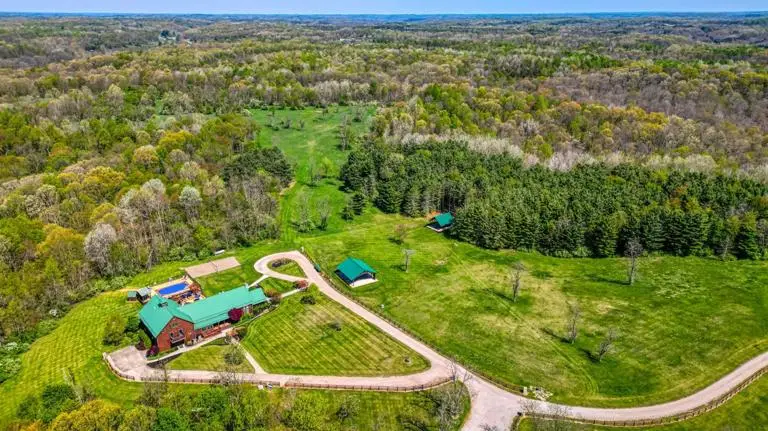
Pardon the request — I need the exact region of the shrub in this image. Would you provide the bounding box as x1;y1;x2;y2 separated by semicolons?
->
40;383;78;423
329;320;342;332
234;325;248;339
294;280;309;290
136;331;151;351
265;289;281;305
0;356;21;383
102;313;127;346
224;345;245;366
270;258;289;268
125;315;141;333
147;345;159;358
228;308;244;322
300;295;316;305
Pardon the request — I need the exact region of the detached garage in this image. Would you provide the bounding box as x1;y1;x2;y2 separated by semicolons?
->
336;257;378;288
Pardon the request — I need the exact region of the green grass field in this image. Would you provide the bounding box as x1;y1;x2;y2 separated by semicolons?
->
4;107;768;429
196;265;262;296
250;106;377;242
241;286;430;376
167;340;253;373
0;293;145;424
270;260;306;278
254;107;768;408
0;290;459;430
258;277;297;294
520;376;768;430
300;214;768;407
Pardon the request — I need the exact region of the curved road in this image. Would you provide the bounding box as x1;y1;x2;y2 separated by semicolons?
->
255;251;768;430
107;251;768;430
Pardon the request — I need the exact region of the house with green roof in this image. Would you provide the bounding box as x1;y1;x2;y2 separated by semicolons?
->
139;285;268;352
335;257;378;287
428;212;454;232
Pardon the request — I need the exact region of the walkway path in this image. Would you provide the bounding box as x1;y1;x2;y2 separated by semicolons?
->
231;338;266;374
107;251;768;431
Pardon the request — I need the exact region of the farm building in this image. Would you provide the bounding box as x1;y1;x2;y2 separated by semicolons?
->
126;287;152;303
139;285;268;352
428;212;454;232
336;257;378;287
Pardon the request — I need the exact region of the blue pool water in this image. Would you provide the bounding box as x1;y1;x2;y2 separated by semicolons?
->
158;282;188;296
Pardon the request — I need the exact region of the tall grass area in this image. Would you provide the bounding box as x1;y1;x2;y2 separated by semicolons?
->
251;106;376;241
241;286;430;376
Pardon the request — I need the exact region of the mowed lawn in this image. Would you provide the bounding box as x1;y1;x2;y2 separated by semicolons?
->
167;341;253;373
0;293;146;425
271;260;306;278
258;277;296;294
241;286;430;376
0;291;460;430
301;213;768;407
196;265;261;296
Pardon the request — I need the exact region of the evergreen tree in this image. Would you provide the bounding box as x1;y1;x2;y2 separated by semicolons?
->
351;193;366;215
735;214;760;260
402;186;421;217
640;208;665;252
375;180;404;213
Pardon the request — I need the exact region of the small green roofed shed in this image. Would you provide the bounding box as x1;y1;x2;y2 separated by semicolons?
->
433;212;454;228
336;257;377;286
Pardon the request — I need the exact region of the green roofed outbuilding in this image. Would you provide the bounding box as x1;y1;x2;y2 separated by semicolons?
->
138;285;268;352
428;212;454;232
336;257;378;287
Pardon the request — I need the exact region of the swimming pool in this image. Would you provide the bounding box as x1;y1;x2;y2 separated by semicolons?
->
158;282;189;296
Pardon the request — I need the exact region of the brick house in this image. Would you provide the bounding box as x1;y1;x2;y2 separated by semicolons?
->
139;285;268;352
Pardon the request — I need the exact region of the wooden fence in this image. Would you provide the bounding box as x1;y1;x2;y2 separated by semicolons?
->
300;249;768;429
301;248;526;395
512;353;768;428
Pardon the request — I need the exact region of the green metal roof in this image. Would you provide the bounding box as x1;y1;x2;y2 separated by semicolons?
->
433;212;454;228
139;295;186;338
139;286;269;337
336;257;377;282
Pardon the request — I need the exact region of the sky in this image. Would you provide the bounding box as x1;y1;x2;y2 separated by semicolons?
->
0;0;765;14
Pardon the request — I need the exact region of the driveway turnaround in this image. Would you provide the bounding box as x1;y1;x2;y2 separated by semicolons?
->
107;251;768;431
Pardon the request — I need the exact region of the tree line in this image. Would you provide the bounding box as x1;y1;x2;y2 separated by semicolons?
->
341;140;768;259
0;112;293;348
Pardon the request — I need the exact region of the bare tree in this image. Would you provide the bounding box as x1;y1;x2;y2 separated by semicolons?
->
522;400;576;431
565;302;580;344
625;238;643;285
433;363;473;431
296;193;314;232
316;197;331;231
596;328;618;363
84;222;117;276
402;249;416;272
393;224;408;244
511;261;526;302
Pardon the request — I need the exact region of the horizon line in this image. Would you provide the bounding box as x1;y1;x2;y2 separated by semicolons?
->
1;10;767;16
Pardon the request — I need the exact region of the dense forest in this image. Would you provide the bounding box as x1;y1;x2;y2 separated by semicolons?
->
341;140;768;258
0;12;766;430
